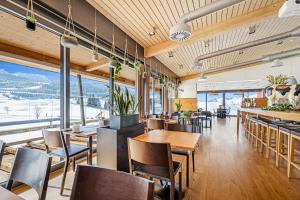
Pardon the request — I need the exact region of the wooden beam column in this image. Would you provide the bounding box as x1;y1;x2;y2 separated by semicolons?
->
77;74;86;126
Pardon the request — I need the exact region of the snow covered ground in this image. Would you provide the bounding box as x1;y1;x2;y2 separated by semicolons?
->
0;94;109;123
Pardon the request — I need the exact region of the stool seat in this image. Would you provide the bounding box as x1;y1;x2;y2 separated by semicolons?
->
279;125;300;133
291;129;300;137
257;119;269;126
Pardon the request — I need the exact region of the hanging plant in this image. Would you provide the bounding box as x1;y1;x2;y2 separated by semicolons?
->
158;74;166;87
133;43;141;73
110;55;122;79
26;0;37;31
61;0;78;48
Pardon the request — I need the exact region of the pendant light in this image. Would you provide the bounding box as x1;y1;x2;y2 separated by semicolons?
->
92;8;99;62
26;0;37;31
61;0;78;48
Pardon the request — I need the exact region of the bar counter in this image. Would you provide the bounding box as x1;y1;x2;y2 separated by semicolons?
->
237;108;300;136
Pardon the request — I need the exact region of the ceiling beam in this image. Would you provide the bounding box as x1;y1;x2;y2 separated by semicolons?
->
144;0;284;58
0;41;135;86
86;58;109;72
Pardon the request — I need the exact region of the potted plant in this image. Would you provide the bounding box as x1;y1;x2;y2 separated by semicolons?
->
267;74;288;85
110;86;140;129
26;16;37;31
175;100;182;113
26;0;36;31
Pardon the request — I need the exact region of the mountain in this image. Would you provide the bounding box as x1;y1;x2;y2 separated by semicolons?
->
0;69;109;99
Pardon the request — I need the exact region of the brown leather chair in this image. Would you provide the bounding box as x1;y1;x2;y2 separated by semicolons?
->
0;140;5;167
147;118;165;131
168;124;196;187
70;165;154;200
128;138;182;200
42;129;89;195
6;148;52;200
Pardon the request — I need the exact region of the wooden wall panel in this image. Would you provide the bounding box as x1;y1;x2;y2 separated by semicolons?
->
173;98;198;112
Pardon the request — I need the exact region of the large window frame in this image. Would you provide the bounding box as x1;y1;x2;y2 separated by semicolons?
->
197;89;263;116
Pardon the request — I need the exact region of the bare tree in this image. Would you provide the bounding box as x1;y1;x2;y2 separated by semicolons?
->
33;105;42;119
4;106;9;115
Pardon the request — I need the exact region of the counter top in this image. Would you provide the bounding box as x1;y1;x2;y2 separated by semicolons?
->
239;108;300;122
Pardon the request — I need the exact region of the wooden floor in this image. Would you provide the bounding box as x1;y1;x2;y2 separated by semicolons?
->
17;118;300;200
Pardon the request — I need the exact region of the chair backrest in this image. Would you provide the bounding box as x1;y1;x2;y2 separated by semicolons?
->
70;165;154;200
42;129;65;150
128;138;174;179
167;124;193;133
0;140;6;166
147;118;165;130
6;148;52;200
201;111;212;117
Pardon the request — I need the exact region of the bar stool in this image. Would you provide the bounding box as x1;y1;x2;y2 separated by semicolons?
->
244;115;250;138
257;119;270;153
249;117;257;144
267;122;280;159
288;128;300;178
277;125;293;168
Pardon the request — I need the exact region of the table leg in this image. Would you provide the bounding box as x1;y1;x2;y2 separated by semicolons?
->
237;110;240;137
186;154;189;187
87;136;93;165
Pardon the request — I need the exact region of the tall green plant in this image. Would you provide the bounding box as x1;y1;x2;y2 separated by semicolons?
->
175;100;182;112
111;86;140;115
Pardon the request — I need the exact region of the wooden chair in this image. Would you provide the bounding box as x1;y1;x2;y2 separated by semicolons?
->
128;138;182;200
147;118;165;131
257;119;269;153
6;148;52;200
0;140;6;167
168;123;195;187
288;128;300;178
70;165;154;200
42;129;89;195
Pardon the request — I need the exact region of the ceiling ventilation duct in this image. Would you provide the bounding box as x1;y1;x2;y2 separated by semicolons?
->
194;26;300;63
169;0;244;41
279;0;300;18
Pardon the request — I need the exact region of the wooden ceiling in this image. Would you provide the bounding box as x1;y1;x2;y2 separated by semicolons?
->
0;11;136;84
88;0;300;77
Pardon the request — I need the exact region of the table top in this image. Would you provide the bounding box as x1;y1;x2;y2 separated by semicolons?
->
63;125;100;137
239;108;300;122
0;187;24;200
134;130;200;151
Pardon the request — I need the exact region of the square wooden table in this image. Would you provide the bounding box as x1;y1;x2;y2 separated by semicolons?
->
0;187;24;200
64;125;101;165
135;129;200;151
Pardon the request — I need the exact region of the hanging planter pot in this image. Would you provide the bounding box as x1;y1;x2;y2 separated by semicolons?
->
61;34;78;48
92;50;99;62
61;0;78;48
134;61;142;72
26;0;36;31
26;16;36;31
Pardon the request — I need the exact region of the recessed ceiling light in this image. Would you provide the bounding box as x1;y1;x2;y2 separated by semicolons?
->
168;51;174;58
249;25;256;35
239;50;244;55
204;40;210;47
277;40;284;45
148;27;157;36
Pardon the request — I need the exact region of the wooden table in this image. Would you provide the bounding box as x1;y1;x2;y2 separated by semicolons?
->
64;125;100;165
135;130;200;187
237;108;300;137
0;187;24;200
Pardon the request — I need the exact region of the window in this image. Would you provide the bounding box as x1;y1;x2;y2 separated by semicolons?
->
197;93;206;111
207;92;223;114
225;92;243;116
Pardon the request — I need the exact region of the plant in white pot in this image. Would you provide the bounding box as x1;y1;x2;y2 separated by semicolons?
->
110;86;140;129
60;0;78;48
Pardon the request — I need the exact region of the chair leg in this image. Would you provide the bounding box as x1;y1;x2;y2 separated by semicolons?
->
192;151;195;172
72;156;76;172
60;158;69;195
179;171;182;200
276;132;281;168
288;136;294;178
186;154;189;187
170;181;175;200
